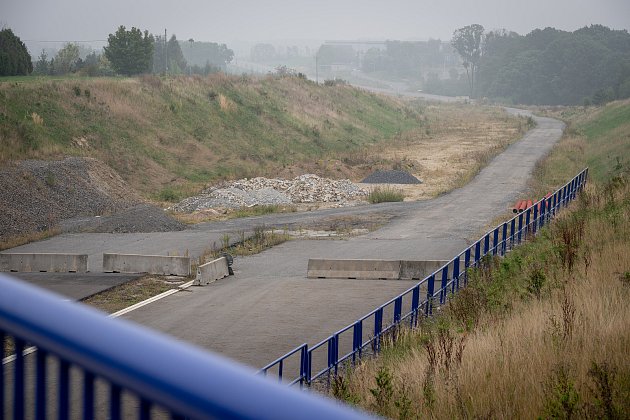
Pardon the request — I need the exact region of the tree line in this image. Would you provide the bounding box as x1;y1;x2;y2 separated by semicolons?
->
448;24;630;105
0;26;234;78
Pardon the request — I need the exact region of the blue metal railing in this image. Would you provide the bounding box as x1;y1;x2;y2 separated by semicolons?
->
260;168;589;385
1;276;370;419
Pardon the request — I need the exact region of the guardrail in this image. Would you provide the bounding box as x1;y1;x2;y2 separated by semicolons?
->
1;278;370;419
260;168;589;386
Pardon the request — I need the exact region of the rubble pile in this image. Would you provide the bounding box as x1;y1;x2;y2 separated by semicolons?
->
171;174;368;212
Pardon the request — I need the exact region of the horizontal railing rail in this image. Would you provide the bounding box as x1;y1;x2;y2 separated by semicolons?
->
1;276;370;419
259;168;589;386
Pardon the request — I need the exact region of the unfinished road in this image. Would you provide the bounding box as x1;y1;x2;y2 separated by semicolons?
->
5;106;564;369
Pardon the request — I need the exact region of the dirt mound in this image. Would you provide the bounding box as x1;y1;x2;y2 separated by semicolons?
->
0;157;182;242
361;170;422;184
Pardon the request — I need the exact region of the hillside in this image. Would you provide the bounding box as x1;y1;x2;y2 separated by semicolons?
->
0;74;424;200
328;100;630;418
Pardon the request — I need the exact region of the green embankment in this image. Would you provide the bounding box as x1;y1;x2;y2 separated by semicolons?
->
331;101;630;418
0;74;423;199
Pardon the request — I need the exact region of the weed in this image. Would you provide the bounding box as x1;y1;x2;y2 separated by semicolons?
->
44;172;56;187
542;365;580;419
156;187;180;202
331;375;360;406
73;85;81;96
528;265;546;299
30;112;43;125
370;366;394;416
394;384;414;420
368;186;405;204
585;361;622;420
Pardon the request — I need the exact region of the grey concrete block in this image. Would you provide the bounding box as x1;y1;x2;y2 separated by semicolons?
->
195;257;230;286
307;259;401;280
399;260;449;280
0;253;88;273
103;253;190;276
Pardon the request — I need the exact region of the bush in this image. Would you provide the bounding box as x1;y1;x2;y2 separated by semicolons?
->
368;186;405;203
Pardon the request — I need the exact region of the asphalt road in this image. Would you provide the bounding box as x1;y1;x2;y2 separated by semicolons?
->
3;101;565;370
120;109;564;369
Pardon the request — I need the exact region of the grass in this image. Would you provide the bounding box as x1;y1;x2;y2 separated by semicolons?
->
80;275;182;314
0;74;425;196
171;204;297;224
367;186;405;203
325;101;630;418
0;227;61;251
196;226;291;266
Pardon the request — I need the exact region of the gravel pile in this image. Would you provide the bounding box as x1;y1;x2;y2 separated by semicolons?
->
171;174;368;212
77;204;185;233
361;170;422;184
0;158;183;242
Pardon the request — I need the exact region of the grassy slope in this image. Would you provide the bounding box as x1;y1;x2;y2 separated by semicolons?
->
0;74;422;199
332;101;630;418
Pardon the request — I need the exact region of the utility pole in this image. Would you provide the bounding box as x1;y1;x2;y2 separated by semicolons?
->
164;28;168;74
315;53;318;84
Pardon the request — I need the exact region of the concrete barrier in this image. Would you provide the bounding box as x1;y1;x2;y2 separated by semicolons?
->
307;259;401;280
0;253;88;273
399;260;449;280
195;257;230;286
103;253;190;276
307;259;449;280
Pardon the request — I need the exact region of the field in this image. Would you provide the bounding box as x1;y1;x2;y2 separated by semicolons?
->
328;100;630;418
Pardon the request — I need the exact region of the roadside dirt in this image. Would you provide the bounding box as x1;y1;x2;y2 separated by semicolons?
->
361;104;527;201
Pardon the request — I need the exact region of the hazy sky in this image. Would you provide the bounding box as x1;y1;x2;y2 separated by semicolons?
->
4;0;630;52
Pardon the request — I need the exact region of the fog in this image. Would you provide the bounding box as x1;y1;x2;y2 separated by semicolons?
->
4;0;630;54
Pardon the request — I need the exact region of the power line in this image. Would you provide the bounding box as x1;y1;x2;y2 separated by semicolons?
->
22;40;107;43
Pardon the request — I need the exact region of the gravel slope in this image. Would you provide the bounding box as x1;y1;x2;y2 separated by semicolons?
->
0;157;183;241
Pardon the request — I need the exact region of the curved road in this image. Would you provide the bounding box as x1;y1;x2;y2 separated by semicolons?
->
6;102;564;370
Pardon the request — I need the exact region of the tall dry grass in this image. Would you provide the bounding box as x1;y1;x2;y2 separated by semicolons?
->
330;179;630;419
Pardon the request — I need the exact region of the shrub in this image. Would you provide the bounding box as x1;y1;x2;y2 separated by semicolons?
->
368;186;405;204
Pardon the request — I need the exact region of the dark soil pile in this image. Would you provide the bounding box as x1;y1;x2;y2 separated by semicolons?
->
0;158;183;242
361;170;422;184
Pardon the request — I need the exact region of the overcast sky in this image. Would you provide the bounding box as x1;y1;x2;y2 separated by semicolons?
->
4;0;630;52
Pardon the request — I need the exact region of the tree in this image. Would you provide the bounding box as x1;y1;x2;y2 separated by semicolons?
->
0;28;33;76
153;34;187;74
104;26;154;76
451;24;484;98
54;43;80;74
33;50;49;75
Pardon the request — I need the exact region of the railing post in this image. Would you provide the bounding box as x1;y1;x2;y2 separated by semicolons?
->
475;240;482;264
374;308;383;353
328;335;339;375
411;286;420;327
564;184;569;207
533;203;539;234
510;218;516;249
440;265;449;304
300;345;309;386
552;191;558;216
0;332;4;417
453;257;460;291
540;199;547;228
492;228;499;255
14;338;25;420
464;247;471;285
394;296;402;324
525;208;531;239
501;223;507;256
483;233;490;256
352;322;362;363
426;274;435;315
517;213;523;244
